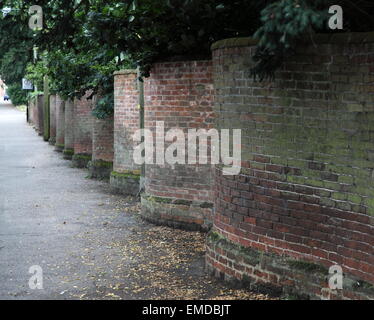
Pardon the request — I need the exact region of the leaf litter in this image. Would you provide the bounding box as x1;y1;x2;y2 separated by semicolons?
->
59;195;277;300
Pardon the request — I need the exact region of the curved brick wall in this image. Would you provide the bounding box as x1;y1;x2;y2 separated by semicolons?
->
72;93;94;167
28;95;44;135
63;99;74;159
49;95;56;145
110;70;141;195
36;94;44;136
206;34;374;300
28;97;38;129
55;95;65;152
90;108;114;179
141;60;215;231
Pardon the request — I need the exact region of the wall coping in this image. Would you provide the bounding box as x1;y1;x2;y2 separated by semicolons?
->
211;31;374;51
113;69;138;76
211;37;258;51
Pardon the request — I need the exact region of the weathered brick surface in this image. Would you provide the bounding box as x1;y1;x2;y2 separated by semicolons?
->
36;94;44;136
63;98;74;157
73;92;94;157
55;95;65;152
90;99;114;179
49;94;56;145
92;115;114;162
43;81;50;142
28;97;38;128
207;34;374;299
142;60;215;230
110;70;140;194
112;70;140;173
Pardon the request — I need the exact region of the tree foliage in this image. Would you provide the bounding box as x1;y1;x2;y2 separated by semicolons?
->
6;82;28;105
251;0;374;81
0;0;373;108
0;0;33;104
85;0;271;76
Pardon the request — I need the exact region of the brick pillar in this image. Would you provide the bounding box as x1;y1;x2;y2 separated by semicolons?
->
63;99;74;159
141;60;215;231
43;77;50;142
36;94;44;136
206;36;374;300
90;116;114;179
28;97;37;127
89;95;114;179
71;92;94;168
55;95;65;152
110;70;141;195
48;94;56;145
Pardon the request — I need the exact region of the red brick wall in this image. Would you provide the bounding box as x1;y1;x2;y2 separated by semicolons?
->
64;99;74;151
144;60;215;203
55;95;65;148
36;94;44;135
49;95;56;144
29;97;38;128
113;70;140;173
73;92;94;155
207;35;374;300
92;114;114;162
141;60;215;230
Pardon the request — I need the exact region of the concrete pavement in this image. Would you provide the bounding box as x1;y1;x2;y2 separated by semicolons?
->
0;103;139;299
0;103;271;300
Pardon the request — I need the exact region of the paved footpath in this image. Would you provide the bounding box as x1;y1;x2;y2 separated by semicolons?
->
0;104;272;300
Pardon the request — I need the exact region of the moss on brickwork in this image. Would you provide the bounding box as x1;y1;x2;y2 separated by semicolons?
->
142;194;213;209
55;143;64;152
141;195;212;232
173;199;193;206
199;202;214;209
211;34;374;300
254;81;374;217
207;230;222;242
208;231;261;262
110;171;140;180
109;171;140;196
88;160;113;180
91;159;113;168
286;260;328;274
207;231;374;300
63;148;74;156
144;195;173;204
73;153;91;161
72;153;92;168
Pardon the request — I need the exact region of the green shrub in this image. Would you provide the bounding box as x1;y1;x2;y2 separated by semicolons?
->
6;83;28;106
